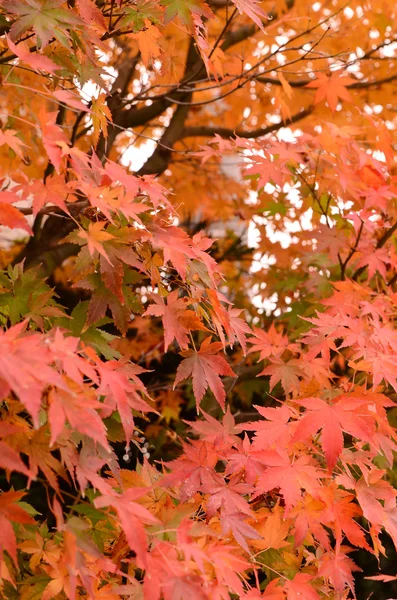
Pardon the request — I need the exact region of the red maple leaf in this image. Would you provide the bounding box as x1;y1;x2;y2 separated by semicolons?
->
144;290;191;351
184;406;240;444
318;548;361;597
15;174;72;217
220;512;262;553
161;439;219;501
0;191;32;234
0;323;62;425
241;404;294;450
48;386;110;450
293;395;374;470
284;573;320;600
260;358;302;394
0;491;34;563
173;337;236;410
203;475;253;519
262;579;286;599
94;488;159;567
6;35;60;74
253;451;321;513
96;359;155;445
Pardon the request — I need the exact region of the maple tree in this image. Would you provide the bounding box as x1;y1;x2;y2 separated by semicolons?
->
1;0;397;598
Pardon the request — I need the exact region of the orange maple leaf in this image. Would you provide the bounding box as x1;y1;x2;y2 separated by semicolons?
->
306;71;355;112
132;21;162;66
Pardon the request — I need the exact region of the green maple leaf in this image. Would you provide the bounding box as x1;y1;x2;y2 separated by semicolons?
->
119;0;163;31
55;301;119;360
4;0;83;48
0;265;64;327
161;0;212;26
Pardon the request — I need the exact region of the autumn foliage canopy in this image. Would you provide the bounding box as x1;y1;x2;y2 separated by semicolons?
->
2;0;397;598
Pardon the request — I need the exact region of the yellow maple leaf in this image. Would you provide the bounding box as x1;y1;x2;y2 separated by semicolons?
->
91;93;112;146
77;221;115;262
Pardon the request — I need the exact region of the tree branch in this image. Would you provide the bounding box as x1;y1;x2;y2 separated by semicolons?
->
181;106;313;139
137;101;192;176
256;72;397;90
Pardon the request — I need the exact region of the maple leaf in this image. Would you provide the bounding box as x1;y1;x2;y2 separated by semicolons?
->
104;160;140;196
96;359;155;445
162;0;213;27
227;307;252;355
0;491;34;563
173;337;236;410
184;406;240;444
161;439;219;500
70;444;114;496
100;253;124;304
76;0;106;30
5;0;83;48
6;35;60;74
94;488;159;566
249;324;296;360
355;245;390;280
225;434;267;485
78;272;140;334
151;225;195;280
203;475;253;520
38;108;69;172
318;548;361;596
250;324;294;359
53;89;88;112
220;512;262;552
48;385;110;449
242;404;294;450
204;542;250;596
284;573;320;600
206;289;251;353
260;358;302;394
252;498;293;551
19;526;61;571
13;426;67;493
91;94;112;147
191;231;220;285
0;440;32;478
230;0;270;30
290;493;330;548
0;192;32;234
0;128;27;158
253;451;321;513
76;222;115;262
319;486;370;550
15;174;71;217
365;573;397;582
306;71;355;112
132;22;162;66
144;290;191;351
0;323;62;425
293;395;374;470
262;579;286;599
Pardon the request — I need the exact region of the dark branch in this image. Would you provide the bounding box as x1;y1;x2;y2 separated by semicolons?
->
256;72;397;90
181;106;313;140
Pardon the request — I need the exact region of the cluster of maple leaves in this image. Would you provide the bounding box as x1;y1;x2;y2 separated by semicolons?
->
0;0;397;598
